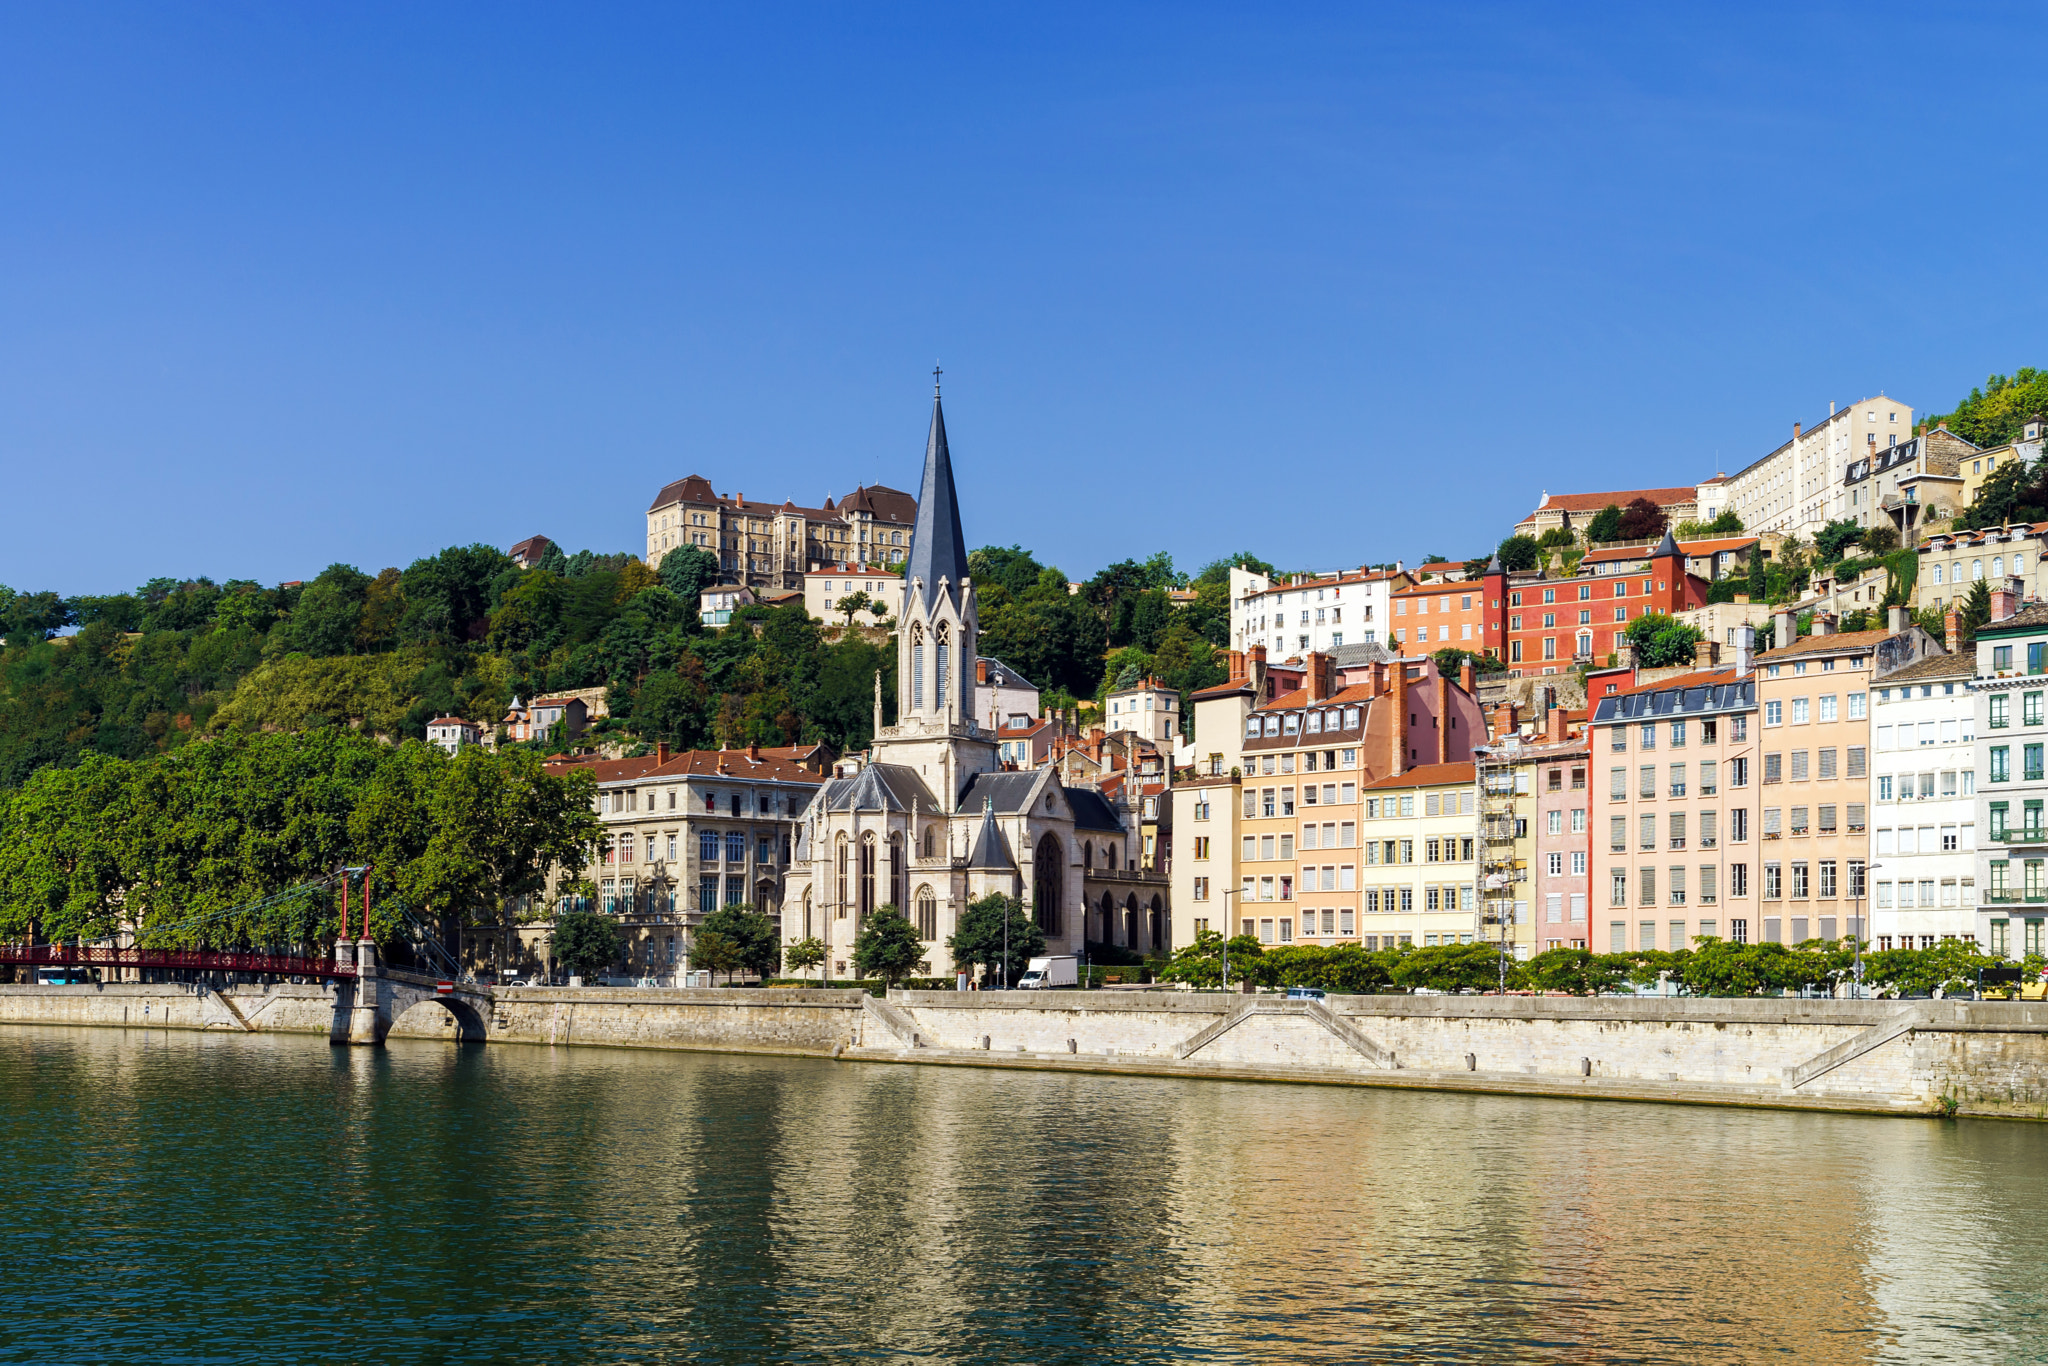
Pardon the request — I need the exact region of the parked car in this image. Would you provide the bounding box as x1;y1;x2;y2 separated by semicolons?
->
1284;987;1326;1000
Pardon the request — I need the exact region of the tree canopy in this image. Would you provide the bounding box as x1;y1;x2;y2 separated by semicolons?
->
1927;368;2048;449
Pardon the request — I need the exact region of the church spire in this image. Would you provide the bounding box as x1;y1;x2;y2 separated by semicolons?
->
905;383;969;612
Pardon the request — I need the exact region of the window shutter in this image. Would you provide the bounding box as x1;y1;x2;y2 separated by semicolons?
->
1847;746;1866;777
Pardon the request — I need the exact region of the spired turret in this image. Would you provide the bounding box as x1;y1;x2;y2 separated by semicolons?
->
896;386;981;734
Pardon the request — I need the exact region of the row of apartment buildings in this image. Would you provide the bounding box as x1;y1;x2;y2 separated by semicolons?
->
1173;584;2048;965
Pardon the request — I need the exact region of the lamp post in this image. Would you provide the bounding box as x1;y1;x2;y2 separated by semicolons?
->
1218;887;1237;991
1854;862;1882;999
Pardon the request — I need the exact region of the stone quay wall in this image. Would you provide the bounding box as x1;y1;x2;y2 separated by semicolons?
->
8;981;2048;1119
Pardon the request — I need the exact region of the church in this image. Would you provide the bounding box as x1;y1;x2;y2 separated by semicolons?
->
782;386;1167;981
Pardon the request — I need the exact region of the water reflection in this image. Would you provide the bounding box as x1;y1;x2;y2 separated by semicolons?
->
1;1027;2043;1364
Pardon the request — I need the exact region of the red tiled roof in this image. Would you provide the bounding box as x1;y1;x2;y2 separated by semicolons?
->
1579;535;1759;564
1526;487;1701;517
1362;762;1477;790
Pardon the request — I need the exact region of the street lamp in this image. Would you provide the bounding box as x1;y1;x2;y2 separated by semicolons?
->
1217;887;1238;991
1854;862;1882;999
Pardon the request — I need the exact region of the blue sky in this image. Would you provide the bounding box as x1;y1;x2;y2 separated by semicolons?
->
3;3;2044;595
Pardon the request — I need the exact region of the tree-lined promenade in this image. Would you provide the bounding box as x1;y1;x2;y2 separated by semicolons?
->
0;729;602;956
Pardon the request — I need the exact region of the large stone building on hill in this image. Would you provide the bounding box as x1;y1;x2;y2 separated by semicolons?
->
783;386;1169;982
644;474;917;591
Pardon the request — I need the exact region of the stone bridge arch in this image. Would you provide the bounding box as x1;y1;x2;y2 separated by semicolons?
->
337;968;494;1045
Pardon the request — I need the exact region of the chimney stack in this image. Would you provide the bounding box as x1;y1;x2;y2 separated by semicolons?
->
1458;659;1475;695
1306;651;1328;702
1734;622;1755;675
1793;421;1802;441
1433;666;1450;764
1773;610;1794;649
1992;580;2020;623
1693;638;1719;668
1888;605;1908;635
1946;608;1961;653
1812;614;1832;638
656;742;669;765
1390;663;1409;777
1547;704;1567;744
977;658;988;684
748;740;760;761
1228;649;1246;683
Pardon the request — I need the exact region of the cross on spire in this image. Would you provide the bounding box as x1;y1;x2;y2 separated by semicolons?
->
932;362;942;394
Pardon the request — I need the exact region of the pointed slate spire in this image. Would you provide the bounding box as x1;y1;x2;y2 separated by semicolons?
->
905;382;969;613
967;795;1011;869
1652;527;1681;559
1484;549;1504;575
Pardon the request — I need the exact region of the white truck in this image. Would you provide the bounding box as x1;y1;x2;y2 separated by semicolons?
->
1015;955;1078;990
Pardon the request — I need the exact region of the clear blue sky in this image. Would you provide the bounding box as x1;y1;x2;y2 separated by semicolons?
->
3;3;2044;595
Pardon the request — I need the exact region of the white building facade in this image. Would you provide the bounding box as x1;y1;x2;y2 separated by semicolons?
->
1973;596;2048;959
1230;566;1410;661
1721;396;1916;540
1870;654;1977;948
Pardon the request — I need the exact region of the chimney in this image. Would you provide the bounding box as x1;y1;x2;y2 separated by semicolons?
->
1693;638;1719;668
1812;614;1832;638
1228;649;1246;683
1547;704;1567;744
1734;622;1755;675
1433;667;1449;764
747;740;760;760
1306;651;1328;702
1390;663;1409;777
1733;592;1750;605
1459;660;1476;695
976;658;988;684
1945;608;1961;653
1793;421;1802;441
1888;605;1908;635
1773;610;1793;649
1993;581;2020;623
656;742;669;765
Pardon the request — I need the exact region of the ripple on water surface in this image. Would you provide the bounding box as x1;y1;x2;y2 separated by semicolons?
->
0;1026;2043;1364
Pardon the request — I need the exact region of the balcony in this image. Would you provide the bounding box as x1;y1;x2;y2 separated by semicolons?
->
1982;892;2048;905
1987;829;2048;845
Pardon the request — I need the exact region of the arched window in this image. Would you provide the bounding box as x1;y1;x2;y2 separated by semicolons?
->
859;834;876;922
1083;841;1093;869
936;624;951;709
1033;833;1064;935
911;623;925;710
835;837;848;917
914;885;937;940
888;832;903;911
1106;843;1118;870
803;888;813;939
921;825;934;859
1149;895;1163;952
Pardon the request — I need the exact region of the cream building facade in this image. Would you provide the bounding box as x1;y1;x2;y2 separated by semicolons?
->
646;475;917;591
1722;396;1916;539
1230;566;1410;660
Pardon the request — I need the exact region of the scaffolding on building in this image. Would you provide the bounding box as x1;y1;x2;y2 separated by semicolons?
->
1476;742;1525;981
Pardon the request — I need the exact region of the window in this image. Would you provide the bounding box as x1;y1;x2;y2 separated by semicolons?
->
1669;764;1687;798
1792;698;1809;725
1992;695;2011;729
1610;816;1627;852
1611;870;1628;907
1994;746;2013;782
1765;700;1783;726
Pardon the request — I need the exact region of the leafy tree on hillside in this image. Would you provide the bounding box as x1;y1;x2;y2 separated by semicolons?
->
967;545;1046;599
1495;535;1540;572
1584;504;1625;543
657;544;720;612
1814;519;1864;566
1624;612;1704;667
1616;497;1668;541
1927;368;2048;448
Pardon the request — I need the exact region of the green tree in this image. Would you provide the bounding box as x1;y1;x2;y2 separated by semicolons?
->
1958;578;1991;646
697;904;781;982
1926;368;2048;448
1624;612;1704;667
656;545;720;619
1616;497;1668;541
1389;942;1515;993
550;910;621;981
946;892;1045;986
1495;535;1540;572
1524;948;1625;996
690;928;744;984
1747;543;1767;602
853;905;927;986
785;935;826;985
1584;504;1625;543
1159;928;1230;987
1814;519;1863;566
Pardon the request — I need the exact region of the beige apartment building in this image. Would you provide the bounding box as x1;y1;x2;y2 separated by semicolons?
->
1721;396;1916;539
646;475;917;591
1916;523;2048;614
1592;669;1759;952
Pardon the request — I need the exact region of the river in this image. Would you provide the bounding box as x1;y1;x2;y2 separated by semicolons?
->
1;1025;2043;1364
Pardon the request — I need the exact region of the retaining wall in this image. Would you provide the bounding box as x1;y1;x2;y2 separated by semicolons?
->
9;982;2048;1119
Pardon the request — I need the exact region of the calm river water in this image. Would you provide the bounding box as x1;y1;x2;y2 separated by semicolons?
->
2;1026;2045;1364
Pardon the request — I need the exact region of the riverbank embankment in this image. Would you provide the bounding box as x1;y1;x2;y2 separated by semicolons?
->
9;981;2048;1119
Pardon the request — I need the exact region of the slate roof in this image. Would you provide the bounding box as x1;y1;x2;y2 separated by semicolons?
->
966;804;1014;869
1593;676;1754;724
1065;787;1126;832
905;392;970;613
809;763;942;815
956;770;1045;816
1878;651;1974;684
